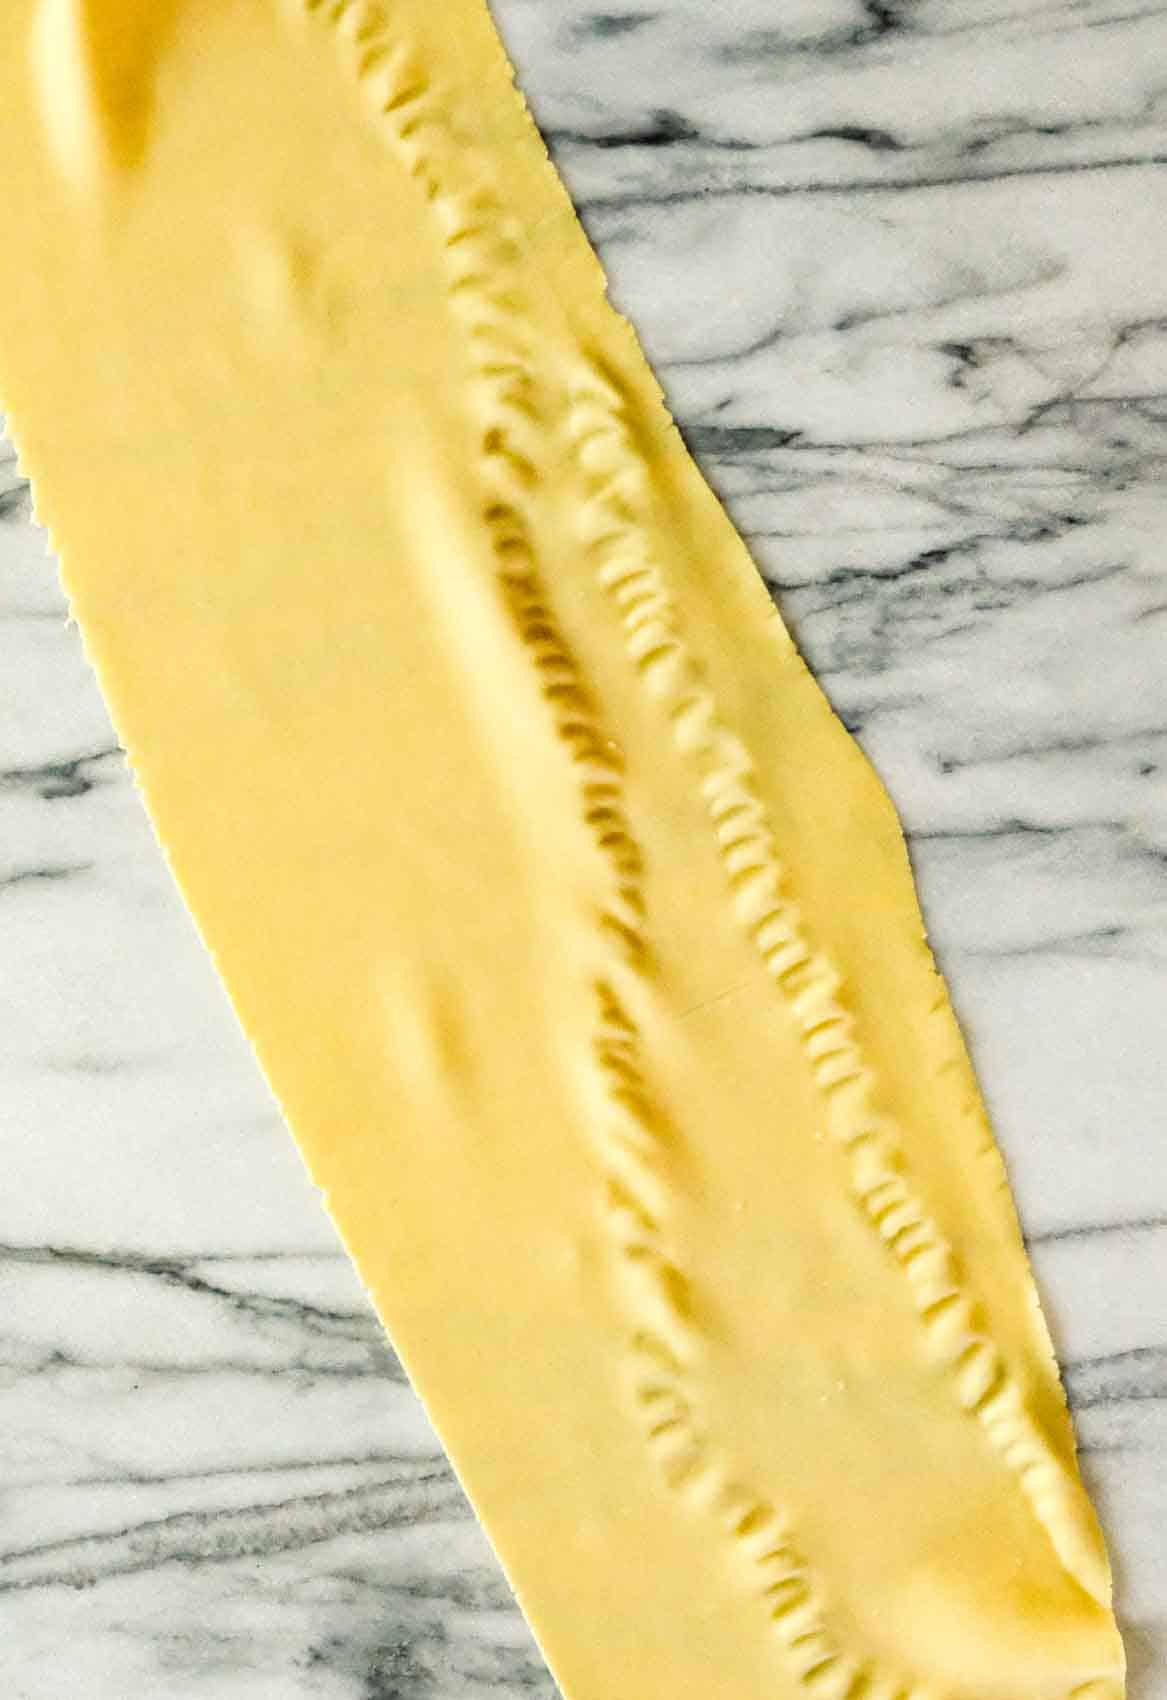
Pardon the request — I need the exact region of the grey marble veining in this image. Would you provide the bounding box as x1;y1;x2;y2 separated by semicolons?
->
1;0;1165;1694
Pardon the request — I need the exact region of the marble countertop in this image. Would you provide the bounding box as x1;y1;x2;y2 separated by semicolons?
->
1;1;1165;1694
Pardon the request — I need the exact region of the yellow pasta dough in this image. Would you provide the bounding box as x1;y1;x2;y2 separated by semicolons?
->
0;1;1125;1695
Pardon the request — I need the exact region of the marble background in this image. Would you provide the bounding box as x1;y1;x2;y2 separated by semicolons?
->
1;0;1165;1693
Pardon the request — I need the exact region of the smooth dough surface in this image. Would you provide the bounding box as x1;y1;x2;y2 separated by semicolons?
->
0;2;1125;1696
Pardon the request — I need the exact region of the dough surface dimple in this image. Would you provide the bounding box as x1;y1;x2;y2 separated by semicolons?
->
32;0;188;185
0;1;1126;1697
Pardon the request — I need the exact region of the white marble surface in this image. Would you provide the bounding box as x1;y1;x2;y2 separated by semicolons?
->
1;0;1165;1693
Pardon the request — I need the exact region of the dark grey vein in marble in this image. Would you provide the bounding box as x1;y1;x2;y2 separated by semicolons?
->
0;745;123;801
0;1464;466;1593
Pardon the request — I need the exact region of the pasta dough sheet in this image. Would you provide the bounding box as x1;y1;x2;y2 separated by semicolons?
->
0;1;1124;1696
